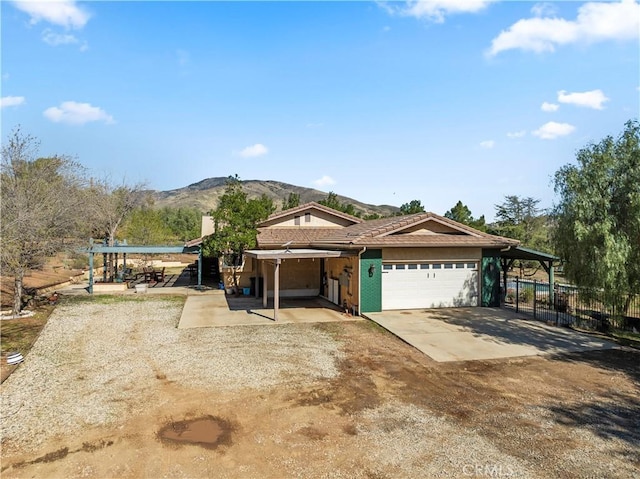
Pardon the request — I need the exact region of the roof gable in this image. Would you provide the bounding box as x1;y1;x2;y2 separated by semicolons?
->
385;215;482;237
312;212;519;248
258;202;363;228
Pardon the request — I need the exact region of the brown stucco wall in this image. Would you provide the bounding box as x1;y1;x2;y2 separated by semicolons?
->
324;256;360;313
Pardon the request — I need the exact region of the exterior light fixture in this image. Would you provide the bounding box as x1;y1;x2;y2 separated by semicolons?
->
368;264;376;277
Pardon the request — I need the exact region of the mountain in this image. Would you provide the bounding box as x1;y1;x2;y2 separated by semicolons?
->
151;177;400;217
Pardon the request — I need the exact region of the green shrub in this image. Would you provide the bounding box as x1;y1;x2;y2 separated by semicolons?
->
518;288;534;303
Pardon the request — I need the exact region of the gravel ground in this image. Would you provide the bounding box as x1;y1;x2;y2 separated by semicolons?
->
1;296;638;478
1;297;343;453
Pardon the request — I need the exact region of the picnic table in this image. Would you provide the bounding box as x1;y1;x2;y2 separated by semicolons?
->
136;267;165;283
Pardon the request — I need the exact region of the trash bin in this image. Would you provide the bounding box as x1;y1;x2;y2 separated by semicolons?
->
243;287;251;296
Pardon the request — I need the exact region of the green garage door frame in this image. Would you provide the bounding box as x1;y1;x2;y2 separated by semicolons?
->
360;249;382;313
481;249;501;307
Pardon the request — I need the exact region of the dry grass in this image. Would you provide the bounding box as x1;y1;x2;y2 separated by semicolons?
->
1;304;55;383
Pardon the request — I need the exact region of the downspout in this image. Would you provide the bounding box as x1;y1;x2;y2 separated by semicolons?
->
357;246;367;316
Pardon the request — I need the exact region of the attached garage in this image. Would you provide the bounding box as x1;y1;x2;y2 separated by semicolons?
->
248;202;519;316
381;261;479;309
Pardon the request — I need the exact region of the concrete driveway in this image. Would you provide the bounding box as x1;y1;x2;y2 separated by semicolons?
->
178;290;361;328
364;307;619;362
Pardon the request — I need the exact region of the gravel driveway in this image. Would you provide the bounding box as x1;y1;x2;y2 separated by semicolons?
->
1;296;638;478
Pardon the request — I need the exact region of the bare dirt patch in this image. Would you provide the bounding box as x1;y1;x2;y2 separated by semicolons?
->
158;415;234;450
1;301;638;478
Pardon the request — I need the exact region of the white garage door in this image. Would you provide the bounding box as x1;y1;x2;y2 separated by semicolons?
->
381;262;479;310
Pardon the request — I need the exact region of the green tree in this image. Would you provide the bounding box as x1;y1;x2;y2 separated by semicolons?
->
444;201;487;231
204;175;275;293
318;191;341;210
553;120;640;313
399;199;425;215
318;191;360;217
1;128;88;313
158;206;202;242
491;195;548;250
121;206;168;245
283;192;300;210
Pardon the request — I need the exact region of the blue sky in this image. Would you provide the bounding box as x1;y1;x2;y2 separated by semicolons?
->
2;1;638;221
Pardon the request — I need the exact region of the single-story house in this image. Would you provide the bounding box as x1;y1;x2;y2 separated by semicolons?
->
221;202;520;316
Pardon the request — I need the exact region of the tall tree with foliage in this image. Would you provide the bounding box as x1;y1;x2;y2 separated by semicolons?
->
553;120;640;314
318;191;360;217
204;175;275;293
121;206;168;245
444;201;486;231
283;192;300;210
491;195;549;250
399;199;425;215
1;128;88;313
158;206;202;242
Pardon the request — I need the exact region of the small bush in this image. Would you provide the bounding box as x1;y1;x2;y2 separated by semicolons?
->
518;288;534;303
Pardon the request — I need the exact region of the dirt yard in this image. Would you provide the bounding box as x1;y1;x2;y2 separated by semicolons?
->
1;297;638;478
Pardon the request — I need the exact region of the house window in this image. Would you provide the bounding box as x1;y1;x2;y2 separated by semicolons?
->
395;264;406;270
432;264;442;269
444;263;453;269
294;215;301;225
408;264;418;270
383;264;393;270
305;212;311;223
420;264;430;269
455;263;464;269
467;263;477;269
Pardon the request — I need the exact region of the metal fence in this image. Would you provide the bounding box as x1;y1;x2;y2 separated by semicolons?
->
504;277;640;333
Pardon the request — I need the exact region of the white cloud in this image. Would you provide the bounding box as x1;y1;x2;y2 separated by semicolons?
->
42;28;78;46
532;121;575;140
313;175;336;187
12;0;91;29
507;130;526;138
541;101;559;112
43;101;114;125
531;2;558;18
557;89;609;110
238;143;268;158
487;0;640;56
1;96;25;108
479;140;495;149
382;0;495;23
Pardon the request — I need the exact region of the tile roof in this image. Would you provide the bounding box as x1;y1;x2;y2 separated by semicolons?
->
257;227;340;247
256;209;519;250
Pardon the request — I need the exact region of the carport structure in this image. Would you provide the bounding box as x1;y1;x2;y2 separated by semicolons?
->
244;248;357;321
500;246;560;304
85;238;203;293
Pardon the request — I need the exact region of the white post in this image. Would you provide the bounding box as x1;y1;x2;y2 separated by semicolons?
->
274;258;281;321
263;262;268;308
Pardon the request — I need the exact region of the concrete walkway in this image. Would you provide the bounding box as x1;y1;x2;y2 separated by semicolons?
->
178;291;362;328
365;307;619;362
